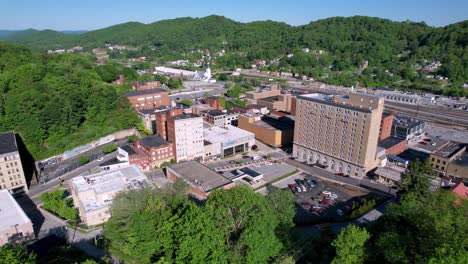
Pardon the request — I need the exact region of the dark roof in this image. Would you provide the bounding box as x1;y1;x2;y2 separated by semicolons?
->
120;145;137;155
0;131;18;155
204;140;212;146
167;161;231;192
257;96;279;102
126;88;167;97
99;157;127;167
378;137;405;149
206;110;225;117
139;135;170;148
170;113;201;121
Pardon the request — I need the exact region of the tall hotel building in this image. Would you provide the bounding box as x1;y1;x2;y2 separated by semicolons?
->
293;93;384;178
167;114;204;162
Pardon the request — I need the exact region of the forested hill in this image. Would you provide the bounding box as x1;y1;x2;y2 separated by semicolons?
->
1;15;466;87
0;42;139;159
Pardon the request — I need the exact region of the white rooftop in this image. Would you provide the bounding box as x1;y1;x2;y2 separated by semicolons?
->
72;165;148;212
154;66;195;76
375;164;406;182
0;190;31;231
204;125;254;145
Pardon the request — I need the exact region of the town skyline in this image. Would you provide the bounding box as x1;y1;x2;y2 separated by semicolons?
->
1;0;467;31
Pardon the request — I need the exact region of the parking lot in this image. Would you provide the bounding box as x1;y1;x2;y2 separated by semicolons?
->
278;172;387;225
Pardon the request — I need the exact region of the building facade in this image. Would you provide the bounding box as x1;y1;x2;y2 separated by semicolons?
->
391;116;425;140
126;88;169;110
0;190;34;246
379;113;394;140
0;132;28;193
430;141;468;182
238;114;294;147
167;114;204;162
293;93;384;178
203;125;255;159
134;135;174;167
203;110;239;128
132;81;161;91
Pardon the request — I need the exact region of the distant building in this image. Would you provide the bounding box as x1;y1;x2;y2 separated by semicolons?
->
203;110;239;128
0;190;34;246
167;114;204;162
0;132;28;193
166;161;234;200
430;141;468;182
154;66;196;78
293;93;384;178
245;84;281;100
137;105;190;135
131;81;161;91
204;96;224;111
113;75;125;85
238;113;294;148
203;125;255;159
256;93;296;115
71;165;149;226
391;116;425;141
126;88;169;110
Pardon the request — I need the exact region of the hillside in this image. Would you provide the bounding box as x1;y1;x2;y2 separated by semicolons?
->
1;15;466;88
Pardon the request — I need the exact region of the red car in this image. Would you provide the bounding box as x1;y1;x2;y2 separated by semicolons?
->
419;141;427;145
310;206;322;213
335;172;345;176
288;184;297;194
302;202;312;207
319;200;330;206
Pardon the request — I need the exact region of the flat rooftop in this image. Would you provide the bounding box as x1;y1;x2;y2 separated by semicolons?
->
0;190;31;231
393;115;424;129
378;137;406;149
204;125;254;145
252;115;295;131
433;141;465;158
375;164;406;182
72;165;148;212
126;88;167;97
120;145;137;155
140;135;170;148
205;109;226;117
170;113;201;121
452;153;468;167
0;131;18;155
168;161;231;192
297;93;373;113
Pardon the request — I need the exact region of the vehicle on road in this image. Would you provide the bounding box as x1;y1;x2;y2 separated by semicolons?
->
305;178;314;188
311;206;322;213
301;202;312;207
321;190;332;196
419;141;427;145
330;193;338;199
336;209;344;216
319;200;330;206
97;157;104;161
242;155;250;159
335;172;344;176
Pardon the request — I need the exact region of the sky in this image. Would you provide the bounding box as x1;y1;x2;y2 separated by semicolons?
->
1;0;467;31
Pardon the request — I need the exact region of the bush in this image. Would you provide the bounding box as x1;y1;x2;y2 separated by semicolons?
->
41;189;78;222
350;198;376;219
102;144;117;154
127;135;138;143
79;156;90;165
179;99;193;107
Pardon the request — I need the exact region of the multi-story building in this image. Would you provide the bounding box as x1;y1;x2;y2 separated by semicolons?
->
131;81;161;91
238;113;294;147
245;84;281;100
126;88;169;110
71;165;148;226
0;190;34;245
167;114;204;162
137;105;190;135
155;108;185;139
0;132;28;193
203;110;239;127
293;93;384;178
134;135;174;167
430;141;468;182
203;125;255;159
391;116;425;141
379;112;394;140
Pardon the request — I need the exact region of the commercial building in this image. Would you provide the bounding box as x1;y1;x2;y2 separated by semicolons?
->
204;97;223;111
0;132;28;193
430;141;468;182
71;165;149;226
238;114;294;147
167;114;204;162
391;116;425;140
126;88;169;110
154;108;185;139
245;84;281;100
293;93;385;178
137;105;190;135
166;161;234;200
0;190;34;246
203;110;239;127
131;81;161;91
374;164;406;185
256;93;297;115
134;135;174;167
203;125;255;159
154;66;196;78
378;136;407;156
379;112;394;140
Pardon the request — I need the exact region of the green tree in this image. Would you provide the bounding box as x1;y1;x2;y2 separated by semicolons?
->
179;99;193;107
331;225;370;264
79;156;90;165
225;84;244;98
102;144;117;154
167;78;181;89
399;159;433;197
40;189;78;222
0;243;36;264
265;185;295;242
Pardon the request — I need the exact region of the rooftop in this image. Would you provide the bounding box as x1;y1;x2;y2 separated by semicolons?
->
432;141;465;158
375;164;406;182
297;93;373;113
204;125;254;145
72;165;148;212
451;152;468;167
167;161;231;192
378;137;406;149
99;157;127;167
170;113;202;121
392;115;424;129
252;115;295;131
205;109;226;117
126;88;167;97
139;135;170;148
0;190;31;231
452;182;467;199
120;145;137;155
0;131;18;155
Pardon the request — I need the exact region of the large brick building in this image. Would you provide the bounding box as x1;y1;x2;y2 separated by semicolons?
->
293;93;384;178
134;135;174;167
131;81;161;91
0;132;28;193
126;88;169;110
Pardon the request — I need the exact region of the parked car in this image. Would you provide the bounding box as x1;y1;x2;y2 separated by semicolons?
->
336;209;344;216
97;157;104;161
242;155;250;159
321;190;332;196
302;202;312;207
288;184;297;194
329;193;338;199
419;141;427;145
319;200;330;206
305;178;314;188
335;172;344;176
310;206;322;213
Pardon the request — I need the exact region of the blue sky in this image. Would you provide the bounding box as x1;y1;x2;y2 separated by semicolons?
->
1;0;467;30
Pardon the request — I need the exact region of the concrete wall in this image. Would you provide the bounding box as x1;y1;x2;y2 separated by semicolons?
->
0;221;34;246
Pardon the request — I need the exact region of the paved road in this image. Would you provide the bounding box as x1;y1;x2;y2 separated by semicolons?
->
285;159;397;196
28;152;118;204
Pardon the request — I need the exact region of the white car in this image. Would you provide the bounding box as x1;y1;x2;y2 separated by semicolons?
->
322;190;332;196
97;157;104;161
329;193;338;199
